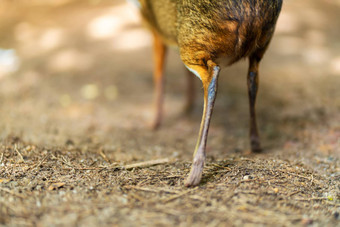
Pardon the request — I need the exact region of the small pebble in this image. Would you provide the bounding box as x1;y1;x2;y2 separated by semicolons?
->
243;175;253;180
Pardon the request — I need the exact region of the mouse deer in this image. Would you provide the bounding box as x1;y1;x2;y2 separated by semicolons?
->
127;0;283;186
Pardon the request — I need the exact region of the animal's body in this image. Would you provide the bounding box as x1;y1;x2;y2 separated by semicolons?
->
128;0;283;186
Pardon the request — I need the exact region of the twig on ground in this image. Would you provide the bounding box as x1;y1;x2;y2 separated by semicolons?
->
311;174;314;185
124;158;170;170
284;171;313;180
14;144;25;163
62;167;107;170
0;152;4;164
62;158;170;171
99;149;110;163
28;155;49;171
288;191;301;197
211;163;232;171
60;155;74;167
124;185;180;194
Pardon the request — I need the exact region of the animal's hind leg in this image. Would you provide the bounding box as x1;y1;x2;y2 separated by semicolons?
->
247;54;262;152
151;31;167;129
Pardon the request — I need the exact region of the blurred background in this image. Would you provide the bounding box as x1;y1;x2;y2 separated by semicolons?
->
0;0;339;161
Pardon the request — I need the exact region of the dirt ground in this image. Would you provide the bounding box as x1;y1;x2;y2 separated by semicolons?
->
0;0;339;226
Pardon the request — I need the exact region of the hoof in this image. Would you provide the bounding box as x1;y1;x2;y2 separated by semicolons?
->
150;119;161;130
185;159;204;187
185;173;202;187
251;138;262;153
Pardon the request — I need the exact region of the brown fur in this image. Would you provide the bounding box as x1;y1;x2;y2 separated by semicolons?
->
138;0;281;84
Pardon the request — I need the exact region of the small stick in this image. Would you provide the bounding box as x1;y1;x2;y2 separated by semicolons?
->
282;171;312;180
124;158;170;170
211;163;232;171
99;149;110;163
0;152;4;164
124;185;179;194
288;191;301;197
14;144;25;163
28;155;49;171
311;174;314;185
62;158;170;171
62;167;107;170
59;156;75;168
0;187;26;199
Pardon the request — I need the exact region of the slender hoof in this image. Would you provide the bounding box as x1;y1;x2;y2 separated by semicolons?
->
185;158;204;187
150;116;162;130
250;137;262;153
151;121;160;130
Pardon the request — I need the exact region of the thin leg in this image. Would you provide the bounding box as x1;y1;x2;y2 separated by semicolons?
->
184;69;195;113
185;61;220;187
247;56;261;152
151;31;167;130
